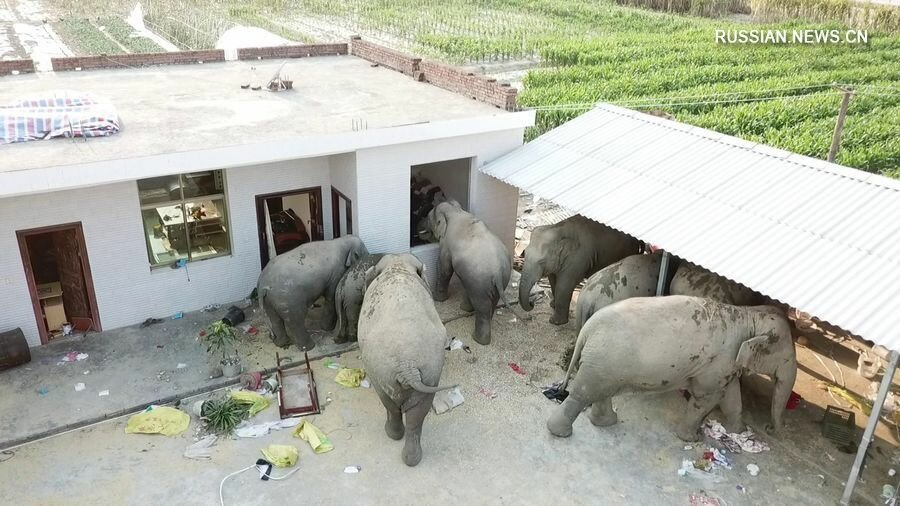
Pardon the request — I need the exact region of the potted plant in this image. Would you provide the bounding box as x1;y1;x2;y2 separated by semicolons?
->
202;320;242;378
201;396;248;434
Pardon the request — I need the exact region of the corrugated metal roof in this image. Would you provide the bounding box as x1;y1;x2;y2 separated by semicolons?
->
482;103;900;349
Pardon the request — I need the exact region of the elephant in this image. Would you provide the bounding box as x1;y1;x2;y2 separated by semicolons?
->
669;261;762;306
574;252;663;333
333;253;385;344
257;236;368;351
519;215;642;325
358;253;455;467
548;295;797;441
420;198;522;345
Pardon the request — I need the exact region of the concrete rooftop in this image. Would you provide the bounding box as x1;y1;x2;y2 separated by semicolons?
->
0;55;504;172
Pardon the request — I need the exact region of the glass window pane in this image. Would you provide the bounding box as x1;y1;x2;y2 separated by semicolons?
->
182;170;225;199
185;198;230;261
142;205;188;267
138;175;182;205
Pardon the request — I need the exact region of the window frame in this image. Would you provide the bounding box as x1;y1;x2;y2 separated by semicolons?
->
139;171;232;269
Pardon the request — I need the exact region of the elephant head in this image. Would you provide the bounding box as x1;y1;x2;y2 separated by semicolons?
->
736;307;798;432
518;224;579;311
418;197;458;243
365;253;429;292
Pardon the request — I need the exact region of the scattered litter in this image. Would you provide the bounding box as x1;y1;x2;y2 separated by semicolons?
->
202;304;221;312
702;447;732;470
786;391;802;410
324;359;341;370
360;378;371;388
61;351;88;363
703;419;770;453
125;406;190;436
447;337;464;351
222;306;246;327
344;465;362;474
240;372;263;390
508;362;526;375
172;312;184;319
230;391;271;417
99;390;109;397
542;382;568;403
83;370;90;375
736;484;746;494
293;421;334;454
234;418;301;438
74;383;85;392
816;474;826;487
883;484;897;501
890;468;897;477
678;459;725;482
261;445;299;468
335;368;366;388
140;317;163;328
688;494;722;506
433;386;465;414
183;435;217;460
237;323;258;335
177;363;187;369
684;445;693;451
826;453;836;462
479;387;497;399
747;463;760;476
38;387;48;396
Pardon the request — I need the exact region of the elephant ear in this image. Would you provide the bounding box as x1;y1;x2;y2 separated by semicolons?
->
434;207;449;240
416;261;429;290
345;246;363;268
550;236;580;272
736;334;773;372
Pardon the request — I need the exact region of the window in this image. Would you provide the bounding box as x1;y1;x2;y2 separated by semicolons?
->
138;170;231;267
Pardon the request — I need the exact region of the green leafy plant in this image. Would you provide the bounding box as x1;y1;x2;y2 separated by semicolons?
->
201;396;249;434
202;320;240;365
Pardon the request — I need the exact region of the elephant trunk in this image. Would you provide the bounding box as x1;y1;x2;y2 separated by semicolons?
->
769;361;797;432
518;266;540;312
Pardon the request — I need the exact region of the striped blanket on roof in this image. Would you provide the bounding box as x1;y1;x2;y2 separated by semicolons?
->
1;91;120;144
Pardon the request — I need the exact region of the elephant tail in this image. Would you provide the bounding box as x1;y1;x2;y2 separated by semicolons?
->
334;278;346;338
397;366;456;394
561;325;590;391
496;279;533;321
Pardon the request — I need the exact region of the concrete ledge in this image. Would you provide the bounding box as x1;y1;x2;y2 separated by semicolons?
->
237;43;348;60
0;59;36;76
51;50;226;72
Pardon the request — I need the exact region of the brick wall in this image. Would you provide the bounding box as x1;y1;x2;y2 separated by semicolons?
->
237;43;348;60
0;59;35;76
349;36;420;76
51;50;225;72
349;37;517;111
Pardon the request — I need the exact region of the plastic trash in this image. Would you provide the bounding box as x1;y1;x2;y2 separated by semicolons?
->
747;463;760;476
324;359;341;370
125;406;190;436
183;435;217;460
234;418;301;438
433;386;465;414
229;391;270;417
678;459;725;483
335;368;366;387
360;378;371;388
703;419;770;453
508;362;526;375
260;445;298;468
447;337;464;351
293;420;334;454
171;312;183;320
38;387;48;396
177;363;187;369
74;383;85;392
98;390;109;397
344;465;361;474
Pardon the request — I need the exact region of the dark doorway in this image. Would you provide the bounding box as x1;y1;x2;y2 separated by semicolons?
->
256;187;324;268
331;187;352;238
17;223;101;344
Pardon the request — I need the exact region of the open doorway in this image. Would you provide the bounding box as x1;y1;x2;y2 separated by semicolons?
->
331;187;352;238
256;187;324;268
410;157;472;246
16;223;101;344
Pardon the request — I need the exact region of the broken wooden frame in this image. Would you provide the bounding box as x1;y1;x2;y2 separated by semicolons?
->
276;351;321;419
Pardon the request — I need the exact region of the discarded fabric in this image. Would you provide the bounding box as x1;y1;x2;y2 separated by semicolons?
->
61;352;88;363
0;92;121;144
293;421;334;454
234;418;301;438
479;387;498;399
125;406;190;436
335;368;366;388
433;386;465;414
689;494;722;506
183;435;217;460
260;445;299;468
447;337;464;351
542;382;568;403
230;391;270;417
678;459;725;483
702;419;770;453
508;362;526;375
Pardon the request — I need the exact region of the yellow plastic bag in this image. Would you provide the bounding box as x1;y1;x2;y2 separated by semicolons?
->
230;391;270;417
260;445;299;468
293;420;334;454
125;406;190;436
335;368;366;388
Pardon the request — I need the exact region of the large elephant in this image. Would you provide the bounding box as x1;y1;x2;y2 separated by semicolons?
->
548;295;797;441
669;261;762;306
257;236;368;350
421;198;516;345
519;216;642;325
333;253;385;344
574;252;663;333
359;254;455;467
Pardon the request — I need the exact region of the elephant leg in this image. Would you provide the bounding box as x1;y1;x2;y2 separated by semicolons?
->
434;246;453;302
677;377;725;442
588;397;618;427
460;291;473;312
548;273;557;304
549;275;576;325
321;286;338;331
402;392;434;467
285;307;314;351
264;304;291;348
547;395;588;438
333;303;349;344
719;378;745;434
471;294;496;346
346;303;362;342
376;388;404;440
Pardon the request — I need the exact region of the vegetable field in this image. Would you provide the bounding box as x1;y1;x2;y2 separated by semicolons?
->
54;17;164;55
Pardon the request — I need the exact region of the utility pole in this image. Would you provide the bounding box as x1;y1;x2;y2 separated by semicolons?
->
828;85;853;163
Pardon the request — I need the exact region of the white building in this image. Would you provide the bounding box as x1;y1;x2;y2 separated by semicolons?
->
0;53;534;347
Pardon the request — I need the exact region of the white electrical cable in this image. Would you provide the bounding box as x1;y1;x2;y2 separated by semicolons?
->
219;462;301;506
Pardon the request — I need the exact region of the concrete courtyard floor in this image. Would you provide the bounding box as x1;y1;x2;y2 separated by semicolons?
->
0;276;897;505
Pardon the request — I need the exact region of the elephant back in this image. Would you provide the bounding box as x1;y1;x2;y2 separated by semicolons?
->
669;262;760;306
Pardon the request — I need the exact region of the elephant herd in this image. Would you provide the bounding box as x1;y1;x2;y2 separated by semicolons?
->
256;205;798;466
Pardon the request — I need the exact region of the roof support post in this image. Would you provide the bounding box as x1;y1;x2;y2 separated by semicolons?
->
655;250;670;296
841;349;900;505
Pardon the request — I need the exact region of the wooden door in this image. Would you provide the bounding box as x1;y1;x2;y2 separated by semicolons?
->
53;228;92;320
308;188;324;241
331;188;352;238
